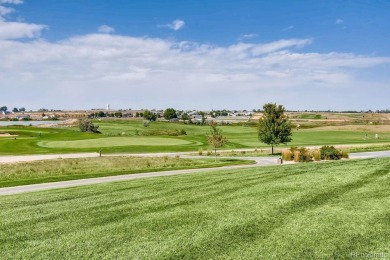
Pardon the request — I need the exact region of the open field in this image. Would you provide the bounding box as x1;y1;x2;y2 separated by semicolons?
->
0;119;390;155
1;158;389;259
0;156;250;188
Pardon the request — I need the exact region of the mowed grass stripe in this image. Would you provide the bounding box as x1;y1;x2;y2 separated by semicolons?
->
1;158;390;259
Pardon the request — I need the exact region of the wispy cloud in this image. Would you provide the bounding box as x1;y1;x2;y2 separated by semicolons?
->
335;18;344;24
97;25;115;34
0;0;23;4
0;0;46;38
238;33;258;41
0;5;13;17
159;19;185;31
0;21;47;39
282;25;294;31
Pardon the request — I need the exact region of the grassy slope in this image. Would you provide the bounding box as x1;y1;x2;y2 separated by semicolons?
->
1;158;390;259
1;120;390;155
0;157;251;188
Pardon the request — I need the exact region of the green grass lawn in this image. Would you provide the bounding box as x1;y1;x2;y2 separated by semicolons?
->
294;113;322;119
0;156;251;188
1;158;389;259
1;120;390;155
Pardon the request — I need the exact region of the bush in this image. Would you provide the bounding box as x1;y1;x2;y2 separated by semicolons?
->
282;150;293;161
293;151;300;162
297;147;312;162
320;145;342;160
143;120;150;127
340;150;349;159
79;119;101;133
312;149;321;161
287;146;312;162
198;148;203;156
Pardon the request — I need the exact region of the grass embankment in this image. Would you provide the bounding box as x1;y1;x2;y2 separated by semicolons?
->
0;157;251;188
1;158;390;259
1;120;390;155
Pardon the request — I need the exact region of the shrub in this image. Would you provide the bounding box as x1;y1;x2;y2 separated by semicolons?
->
180;129;187;135
293;151;300;162
312;149;321;161
320;145;342;160
143;120;150;127
289;146;299;154
287;146;311;162
79;119;101;133
340;150;349;159
198;148;203;156
207;150;212;156
282;150;293;161
298;147;312;162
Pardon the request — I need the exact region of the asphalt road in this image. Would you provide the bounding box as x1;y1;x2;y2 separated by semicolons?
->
0;150;389;196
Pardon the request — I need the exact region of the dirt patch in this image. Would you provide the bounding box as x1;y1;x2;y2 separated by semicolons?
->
310;125;390;132
0;133;18;137
36;119;79;128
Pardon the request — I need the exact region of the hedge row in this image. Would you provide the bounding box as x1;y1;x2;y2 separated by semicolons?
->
282;146;349;162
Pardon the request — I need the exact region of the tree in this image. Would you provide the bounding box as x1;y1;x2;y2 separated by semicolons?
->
79;119;101;133
164;108;177;120
181;113;190;124
143;110;156;121
208;121;228;161
19;107;26;112
258;103;292;155
12;107;19;112
0;106;7;112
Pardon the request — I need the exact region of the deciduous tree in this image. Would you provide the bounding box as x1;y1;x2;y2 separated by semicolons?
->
164;108;177;120
208;121;228;161
258;103;292;155
143;110;157;121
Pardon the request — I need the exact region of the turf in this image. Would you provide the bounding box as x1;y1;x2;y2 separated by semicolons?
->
38;136;193;148
0;120;389;155
1;158;390;259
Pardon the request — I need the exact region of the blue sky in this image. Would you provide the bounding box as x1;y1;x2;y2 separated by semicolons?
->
1;0;389;110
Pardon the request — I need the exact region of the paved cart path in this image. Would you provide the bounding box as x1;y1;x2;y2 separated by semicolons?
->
0;150;389;196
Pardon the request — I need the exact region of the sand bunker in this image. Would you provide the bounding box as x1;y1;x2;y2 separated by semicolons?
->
0;133;18;137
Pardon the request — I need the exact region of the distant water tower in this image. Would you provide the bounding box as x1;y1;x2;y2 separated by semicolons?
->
106;104;110;110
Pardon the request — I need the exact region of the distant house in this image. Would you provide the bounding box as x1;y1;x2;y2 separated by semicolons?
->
16;114;31;120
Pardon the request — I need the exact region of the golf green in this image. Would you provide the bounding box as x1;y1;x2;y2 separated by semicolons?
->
38;137;192;149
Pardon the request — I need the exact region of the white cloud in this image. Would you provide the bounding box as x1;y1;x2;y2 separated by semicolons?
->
238;33;258;41
251;39;312;55
1;34;389;110
0;0;23;4
335;18;344;24
0;6;13;17
170;19;185;31
0;21;47;39
159;19;185;31
97;25;115;34
282;25;294;31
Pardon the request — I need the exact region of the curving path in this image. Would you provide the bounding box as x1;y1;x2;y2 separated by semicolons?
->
0;150;389;196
